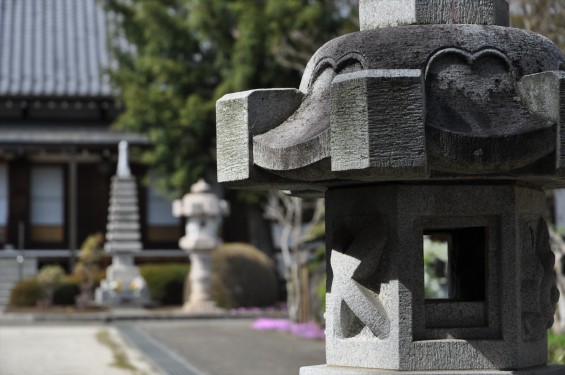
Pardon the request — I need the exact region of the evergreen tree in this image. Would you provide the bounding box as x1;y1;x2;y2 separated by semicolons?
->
103;0;357;195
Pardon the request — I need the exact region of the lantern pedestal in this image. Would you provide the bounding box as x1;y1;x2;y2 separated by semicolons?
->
182;250;222;313
173;179;229;313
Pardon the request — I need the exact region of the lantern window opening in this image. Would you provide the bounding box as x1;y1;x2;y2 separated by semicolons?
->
423;227;487;302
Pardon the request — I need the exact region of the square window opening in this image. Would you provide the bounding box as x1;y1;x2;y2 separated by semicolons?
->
423;227;486;302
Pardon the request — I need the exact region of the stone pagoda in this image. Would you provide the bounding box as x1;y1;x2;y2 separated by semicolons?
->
216;0;565;373
173;179;229;312
95;141;149;306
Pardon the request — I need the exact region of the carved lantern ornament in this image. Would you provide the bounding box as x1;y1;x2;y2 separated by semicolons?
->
216;0;564;374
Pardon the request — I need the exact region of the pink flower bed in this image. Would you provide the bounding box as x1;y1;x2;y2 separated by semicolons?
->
252;318;325;340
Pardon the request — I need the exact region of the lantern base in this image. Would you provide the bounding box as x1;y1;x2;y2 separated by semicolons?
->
300;365;565;375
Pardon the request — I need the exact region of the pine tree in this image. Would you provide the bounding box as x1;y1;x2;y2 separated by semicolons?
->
103;0;357;195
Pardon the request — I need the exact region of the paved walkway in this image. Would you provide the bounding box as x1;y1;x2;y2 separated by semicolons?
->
0;319;325;375
0;323;162;375
128;319;325;375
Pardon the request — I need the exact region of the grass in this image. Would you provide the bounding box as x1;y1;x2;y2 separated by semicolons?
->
96;329;147;374
549;331;565;364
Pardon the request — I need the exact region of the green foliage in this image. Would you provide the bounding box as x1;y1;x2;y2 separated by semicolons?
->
139;263;189;305
211;243;279;308
36;265;65;287
52;276;81;306
73;233;105;307
549;331;565;364
8;279;41;307
36;265;65;306
423;236;449;299
9;275;81;307
104;0;357;194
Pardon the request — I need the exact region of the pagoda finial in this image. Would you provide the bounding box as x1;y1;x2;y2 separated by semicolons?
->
117;140;131;177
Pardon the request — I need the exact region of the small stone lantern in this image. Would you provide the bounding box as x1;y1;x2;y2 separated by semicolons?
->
216;0;565;373
173;179;229;312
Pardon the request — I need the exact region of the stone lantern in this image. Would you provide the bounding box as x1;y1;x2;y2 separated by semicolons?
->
173;179;229;312
216;0;565;373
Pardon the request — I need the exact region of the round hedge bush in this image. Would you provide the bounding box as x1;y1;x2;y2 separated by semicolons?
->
209;243;279;308
9;278;42;307
140;263;189;305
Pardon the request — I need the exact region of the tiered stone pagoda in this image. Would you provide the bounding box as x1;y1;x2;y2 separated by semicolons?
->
216;0;565;373
96;141;149;306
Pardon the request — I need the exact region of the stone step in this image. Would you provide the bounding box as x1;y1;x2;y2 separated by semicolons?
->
0;264;36;273
0;273;36;282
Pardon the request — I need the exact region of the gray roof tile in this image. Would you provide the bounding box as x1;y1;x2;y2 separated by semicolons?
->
0;0;114;98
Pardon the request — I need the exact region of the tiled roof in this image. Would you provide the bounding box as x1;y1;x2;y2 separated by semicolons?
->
0;0;113;98
0;124;151;146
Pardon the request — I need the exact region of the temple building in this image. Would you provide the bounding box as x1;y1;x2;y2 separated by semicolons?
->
0;0;184;272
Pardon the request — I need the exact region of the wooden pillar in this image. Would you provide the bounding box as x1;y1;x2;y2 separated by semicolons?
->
68;147;78;269
7;158;29;249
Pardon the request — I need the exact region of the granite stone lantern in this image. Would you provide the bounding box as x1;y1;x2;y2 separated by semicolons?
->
216;0;565;373
95;141;150;306
173;179;229;312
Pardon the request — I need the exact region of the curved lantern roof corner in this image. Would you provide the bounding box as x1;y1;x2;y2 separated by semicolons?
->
216;1;565;195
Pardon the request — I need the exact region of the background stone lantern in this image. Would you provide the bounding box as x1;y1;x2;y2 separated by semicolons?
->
216;0;565;373
173;179;229;312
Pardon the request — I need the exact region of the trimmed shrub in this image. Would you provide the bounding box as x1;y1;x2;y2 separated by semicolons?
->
210;243;279;308
36;265;65;307
73;233;105;308
9;278;42;307
140;263;189;305
52;276;81;306
10;275;82;307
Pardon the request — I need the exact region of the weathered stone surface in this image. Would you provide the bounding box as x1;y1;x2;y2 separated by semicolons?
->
216;89;303;183
324;185;553;371
425;48;554;173
215;4;565;374
301;365;565;375
217;25;564;190
360;0;509;30
331;69;426;178
518;71;565;171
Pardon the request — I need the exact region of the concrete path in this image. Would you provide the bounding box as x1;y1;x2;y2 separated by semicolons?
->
130;319;326;375
0;324;162;375
0;319;325;375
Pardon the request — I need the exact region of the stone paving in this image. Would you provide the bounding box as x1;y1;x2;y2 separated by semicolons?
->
0;323;162;375
131;319;325;375
0;318;325;375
